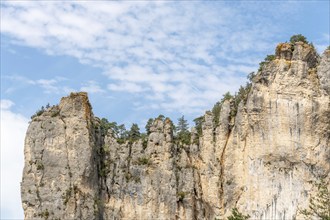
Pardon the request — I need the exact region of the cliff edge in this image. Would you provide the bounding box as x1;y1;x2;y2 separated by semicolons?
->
21;42;330;219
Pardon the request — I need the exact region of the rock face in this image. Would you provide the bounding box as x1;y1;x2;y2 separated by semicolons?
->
21;43;330;220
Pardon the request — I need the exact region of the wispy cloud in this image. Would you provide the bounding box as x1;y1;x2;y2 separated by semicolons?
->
81;80;105;94
2;75;74;94
0;1;306;114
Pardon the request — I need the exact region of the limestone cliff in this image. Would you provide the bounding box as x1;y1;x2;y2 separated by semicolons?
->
21;42;329;220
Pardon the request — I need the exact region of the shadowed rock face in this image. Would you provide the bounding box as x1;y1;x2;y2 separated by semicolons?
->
21;43;329;220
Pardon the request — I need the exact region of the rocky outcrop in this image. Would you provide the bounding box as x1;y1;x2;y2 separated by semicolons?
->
21;43;329;219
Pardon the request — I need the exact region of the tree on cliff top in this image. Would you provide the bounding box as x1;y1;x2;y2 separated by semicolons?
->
176;116;191;145
290;34;308;44
129;123;141;142
145;118;154;135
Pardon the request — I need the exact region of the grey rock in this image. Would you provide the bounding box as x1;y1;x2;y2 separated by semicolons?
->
21;42;329;220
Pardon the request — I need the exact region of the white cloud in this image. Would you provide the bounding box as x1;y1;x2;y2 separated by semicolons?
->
0;1;304;113
0;99;14;110
2;75;75;95
0;100;28;219
80;81;105;94
108;82;146;93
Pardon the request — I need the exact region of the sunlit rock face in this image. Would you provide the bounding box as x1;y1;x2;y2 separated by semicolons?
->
21;43;329;220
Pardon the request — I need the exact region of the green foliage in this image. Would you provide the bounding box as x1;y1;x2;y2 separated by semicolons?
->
38;209;49;219
223;92;233;101
258;54;276;72
264;54;275;62
177;115;189;133
31;106;45;119
137;157;151;165
193;116;204;137
145;118;154;135
212;102;221;125
227;208;250;220
31;104;53;119
247;72;255;82
210;75;252;128
157;114;165;121
300;178;330;220
51;110;59;117
177;191;187;202
212;92;233;125
62;185;80;206
141;133;148;149
129;123;141;142
117;124;128;143
327;45;330;50
233;83;252;111
176;116;191;145
100;118;111;136
99;118;129;144
36;161;44;170
290;34;308;44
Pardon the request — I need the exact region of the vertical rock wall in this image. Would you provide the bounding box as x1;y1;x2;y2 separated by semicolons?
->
21;43;329;219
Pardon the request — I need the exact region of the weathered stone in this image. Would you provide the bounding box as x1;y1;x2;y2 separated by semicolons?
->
21;43;329;220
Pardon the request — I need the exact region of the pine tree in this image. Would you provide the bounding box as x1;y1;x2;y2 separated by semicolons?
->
177;116;189;134
117;124;128;144
290;34;308;44
193;116;204;137
129;123;141;142
176;116;190;145
145;118;154;135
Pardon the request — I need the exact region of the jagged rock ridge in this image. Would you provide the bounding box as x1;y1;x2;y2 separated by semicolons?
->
21;42;330;219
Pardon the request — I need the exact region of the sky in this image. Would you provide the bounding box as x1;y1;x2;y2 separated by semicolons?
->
0;1;329;219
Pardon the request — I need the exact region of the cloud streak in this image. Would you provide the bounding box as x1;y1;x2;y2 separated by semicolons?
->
0;1;309;114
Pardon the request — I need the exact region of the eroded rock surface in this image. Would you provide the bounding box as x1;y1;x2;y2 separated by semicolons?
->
21;43;329;219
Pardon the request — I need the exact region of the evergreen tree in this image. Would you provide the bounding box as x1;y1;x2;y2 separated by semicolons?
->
177;116;189;134
290;34;308;44
129;123;141;142
176;116;190;145
212;102;221;125
223;92;233;101
157;114;165;121
117;124;128;142
145;118;154;135
193;116;204;137
247;72;255;82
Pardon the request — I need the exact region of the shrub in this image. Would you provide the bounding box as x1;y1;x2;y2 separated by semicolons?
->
227;208;250;220
38;209;49;219
177;191;187;202
31;106;45;119
300;178;330;220
290;34;308;44
36;161;44;170
51;111;60;117
137;157;151;165
258;54;275;72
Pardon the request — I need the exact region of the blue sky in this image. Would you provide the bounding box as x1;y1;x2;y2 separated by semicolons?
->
1;1;329;219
